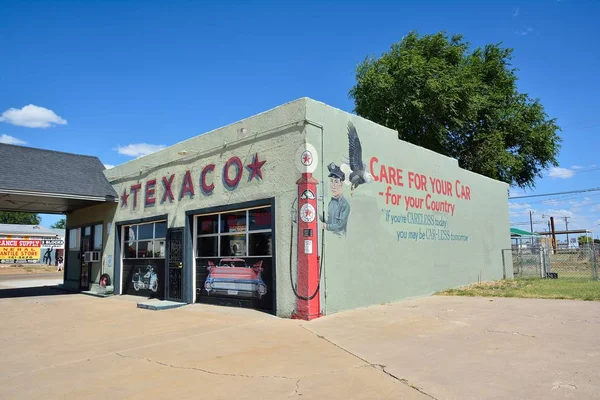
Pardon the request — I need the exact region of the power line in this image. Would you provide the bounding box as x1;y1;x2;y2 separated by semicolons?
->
509;187;600;200
511;191;600;205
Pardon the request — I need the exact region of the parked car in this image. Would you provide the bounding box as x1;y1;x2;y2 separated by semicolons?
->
204;258;267;299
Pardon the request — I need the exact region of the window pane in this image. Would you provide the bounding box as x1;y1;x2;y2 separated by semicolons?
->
93;224;103;250
137;240;153;258
153;239;166;258
68;229;79;250
125;242;136;258
154;222;167;239
84;226;91;236
197;236;218;257
125;226;136;242
138;224;154;240
220;234;246;257
249;207;271;231
220;211;246;233
197;215;218;235
249;232;272;256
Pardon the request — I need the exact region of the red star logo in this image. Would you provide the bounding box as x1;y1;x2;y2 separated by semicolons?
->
246;153;266;181
302;151;312;165
305;208;312;218
120;189;129;208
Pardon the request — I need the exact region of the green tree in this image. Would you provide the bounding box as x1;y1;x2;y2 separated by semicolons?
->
349;31;561;188
578;235;592;246
50;218;66;229
0;212;41;225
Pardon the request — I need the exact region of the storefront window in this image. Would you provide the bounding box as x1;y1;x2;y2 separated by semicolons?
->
249;207;271;231
138;223;154;241
123;221;166;259
94;224;103;250
197;215;218;235
68;228;80;250
196;206;272;258
221;233;246;257
249;232;272;256
220;211;246;233
197;236;218;257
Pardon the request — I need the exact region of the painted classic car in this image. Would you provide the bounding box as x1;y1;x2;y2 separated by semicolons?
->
204;258;267;299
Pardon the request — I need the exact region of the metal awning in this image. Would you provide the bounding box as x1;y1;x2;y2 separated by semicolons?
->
0;190;117;214
510;227;540;237
0;144;118;214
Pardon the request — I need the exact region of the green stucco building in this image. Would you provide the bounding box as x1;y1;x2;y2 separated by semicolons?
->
63;98;511;318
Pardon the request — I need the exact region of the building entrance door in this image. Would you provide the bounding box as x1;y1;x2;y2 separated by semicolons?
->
79;226;92;290
167;228;183;301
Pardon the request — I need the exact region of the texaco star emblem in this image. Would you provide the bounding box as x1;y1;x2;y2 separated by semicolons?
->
301;150;313;166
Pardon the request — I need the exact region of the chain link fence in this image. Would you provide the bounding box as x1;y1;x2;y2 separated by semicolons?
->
503;235;599;280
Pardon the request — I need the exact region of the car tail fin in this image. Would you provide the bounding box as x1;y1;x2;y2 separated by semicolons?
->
252;260;263;272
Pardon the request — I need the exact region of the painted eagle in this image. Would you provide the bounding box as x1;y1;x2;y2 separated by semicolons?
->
347;122;373;193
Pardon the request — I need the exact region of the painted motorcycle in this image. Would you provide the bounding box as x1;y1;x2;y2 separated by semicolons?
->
132;265;159;292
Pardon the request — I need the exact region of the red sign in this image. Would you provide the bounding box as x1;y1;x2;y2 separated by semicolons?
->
121;154;266;209
0;240;41;247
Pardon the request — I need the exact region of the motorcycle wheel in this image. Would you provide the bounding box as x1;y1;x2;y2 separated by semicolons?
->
133;281;140;291
151;280;158;293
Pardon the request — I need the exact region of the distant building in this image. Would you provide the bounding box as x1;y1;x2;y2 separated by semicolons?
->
0;224;65;265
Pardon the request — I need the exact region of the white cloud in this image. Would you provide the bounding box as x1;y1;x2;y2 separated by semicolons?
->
544;209;574;218
548;167;574;179
514;26;533;36
104;164;116;169
513;7;520;17
509;202;532;210
508;188;528;198
0;104;67;128
115;143;166;157
571;165;583;170
0;134;26;145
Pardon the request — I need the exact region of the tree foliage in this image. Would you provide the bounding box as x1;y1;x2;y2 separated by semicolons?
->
578;235;592;246
349;31;561;188
51;218;66;229
0;212;41;225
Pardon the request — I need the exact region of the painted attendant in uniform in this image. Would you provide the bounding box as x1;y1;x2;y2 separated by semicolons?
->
321;162;350;236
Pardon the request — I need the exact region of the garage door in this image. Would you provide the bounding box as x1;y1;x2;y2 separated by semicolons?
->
194;205;273;311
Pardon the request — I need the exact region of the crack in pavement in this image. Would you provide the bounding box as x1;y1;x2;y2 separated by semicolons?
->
552;381;577;390
0;319;266;382
115;352;294;380
286;378;302;399
299;325;438;400
485;329;537;338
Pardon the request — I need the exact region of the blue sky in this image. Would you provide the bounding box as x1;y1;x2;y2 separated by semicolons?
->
1;0;599;235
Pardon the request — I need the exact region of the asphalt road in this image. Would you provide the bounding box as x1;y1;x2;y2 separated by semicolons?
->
0;272;62;281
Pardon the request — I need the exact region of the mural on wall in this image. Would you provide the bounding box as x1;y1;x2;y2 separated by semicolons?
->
204;259;267;299
321;122;373;237
132;264;159;292
123;259;165;299
195;207;274;311
322;119;475;247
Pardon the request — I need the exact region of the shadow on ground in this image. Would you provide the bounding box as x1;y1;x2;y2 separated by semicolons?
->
0;285;71;299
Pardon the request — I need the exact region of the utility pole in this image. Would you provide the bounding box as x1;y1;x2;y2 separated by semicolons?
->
550;216;557;254
529;211;535;247
563;216;570;248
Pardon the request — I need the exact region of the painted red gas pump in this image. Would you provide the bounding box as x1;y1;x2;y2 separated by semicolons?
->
292;145;322;320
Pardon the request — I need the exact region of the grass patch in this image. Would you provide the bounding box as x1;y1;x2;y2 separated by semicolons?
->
436;278;600;301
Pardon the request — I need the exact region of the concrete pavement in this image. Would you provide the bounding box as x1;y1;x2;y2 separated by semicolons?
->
0;291;598;399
